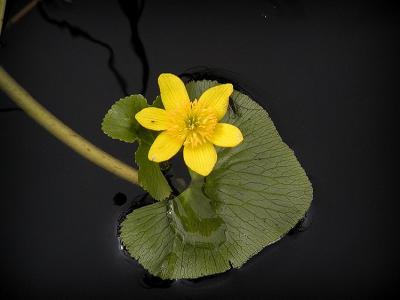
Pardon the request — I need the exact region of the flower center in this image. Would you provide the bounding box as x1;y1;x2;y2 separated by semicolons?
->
186;114;199;130
167;100;217;147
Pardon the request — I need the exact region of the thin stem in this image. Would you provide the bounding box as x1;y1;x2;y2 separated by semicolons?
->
7;0;40;28
0;67;139;185
0;0;6;34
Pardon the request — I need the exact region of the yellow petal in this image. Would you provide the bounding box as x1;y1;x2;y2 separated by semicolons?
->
135;107;169;131
148;131;184;162
198;83;233;120
183;143;217;176
158;73;190;111
209;123;243;147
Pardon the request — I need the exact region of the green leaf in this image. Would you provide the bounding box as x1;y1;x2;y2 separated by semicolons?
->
152;96;164;109
120;81;313;279
102;94;171;200
135;138;172;201
101;95;147;143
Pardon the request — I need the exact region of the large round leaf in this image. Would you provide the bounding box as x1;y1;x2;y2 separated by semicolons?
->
120;80;313;279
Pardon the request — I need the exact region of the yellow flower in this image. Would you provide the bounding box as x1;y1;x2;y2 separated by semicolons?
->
135;73;243;176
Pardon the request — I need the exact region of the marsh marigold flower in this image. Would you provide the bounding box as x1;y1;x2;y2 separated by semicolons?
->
135;73;243;176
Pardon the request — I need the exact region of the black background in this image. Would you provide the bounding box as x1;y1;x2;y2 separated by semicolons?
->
0;0;398;299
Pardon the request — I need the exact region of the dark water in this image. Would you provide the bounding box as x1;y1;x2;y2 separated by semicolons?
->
0;0;398;299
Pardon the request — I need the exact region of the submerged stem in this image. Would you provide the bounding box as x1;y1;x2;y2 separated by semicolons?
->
0;67;139;185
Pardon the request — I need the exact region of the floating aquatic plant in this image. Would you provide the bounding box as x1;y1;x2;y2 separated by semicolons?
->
0;67;312;280
102;74;313;279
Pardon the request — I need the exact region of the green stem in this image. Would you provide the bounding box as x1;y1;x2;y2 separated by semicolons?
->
0;66;139;185
0;0;6;35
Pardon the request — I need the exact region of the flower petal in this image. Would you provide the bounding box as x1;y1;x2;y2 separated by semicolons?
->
209;123;243;147
183;143;217;176
158;73;190;111
198;83;233;120
148;131;184;162
135;107;169;131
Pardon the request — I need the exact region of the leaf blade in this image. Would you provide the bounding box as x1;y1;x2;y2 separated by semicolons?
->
102;94;171;200
135;139;172;201
101;95;147;143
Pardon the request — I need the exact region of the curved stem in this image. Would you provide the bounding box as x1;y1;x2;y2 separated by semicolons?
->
0;67;139;185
